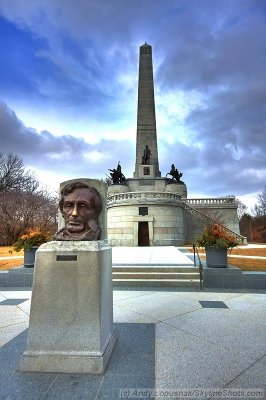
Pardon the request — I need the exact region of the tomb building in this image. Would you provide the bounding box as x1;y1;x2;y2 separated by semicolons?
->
107;43;243;246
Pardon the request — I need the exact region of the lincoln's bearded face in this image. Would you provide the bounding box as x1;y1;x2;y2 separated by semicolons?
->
62;188;98;233
54;183;102;241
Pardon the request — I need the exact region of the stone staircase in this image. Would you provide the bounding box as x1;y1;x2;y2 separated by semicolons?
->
112;247;200;288
182;199;247;245
112;265;200;287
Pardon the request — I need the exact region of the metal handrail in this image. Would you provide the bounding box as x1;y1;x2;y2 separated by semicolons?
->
193;244;203;290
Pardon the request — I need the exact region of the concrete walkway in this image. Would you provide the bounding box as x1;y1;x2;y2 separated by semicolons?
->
112;246;194;266
0;287;265;399
182;252;266;260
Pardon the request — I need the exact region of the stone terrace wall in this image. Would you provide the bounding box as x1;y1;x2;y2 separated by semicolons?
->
107;192;186;246
184;197;240;244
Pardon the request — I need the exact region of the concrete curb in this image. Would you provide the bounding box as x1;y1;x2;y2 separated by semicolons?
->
0;266;33;287
203;263;266;289
1;264;266;289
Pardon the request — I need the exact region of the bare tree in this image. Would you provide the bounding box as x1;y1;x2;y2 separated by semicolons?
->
235;198;248;220
0;189;58;245
255;186;266;217
0;152;58;245
239;213;253;242
250;187;266;242
0;152;36;193
224;195;247;220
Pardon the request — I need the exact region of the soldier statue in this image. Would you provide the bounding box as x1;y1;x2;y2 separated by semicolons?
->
142;145;152;165
166;164;184;183
108;162;126;184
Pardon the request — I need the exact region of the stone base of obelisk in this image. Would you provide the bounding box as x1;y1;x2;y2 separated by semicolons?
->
20;241;117;374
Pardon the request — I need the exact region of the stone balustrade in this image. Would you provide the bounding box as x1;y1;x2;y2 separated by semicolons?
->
107;191;182;207
107;193;236;207
183;197;236;205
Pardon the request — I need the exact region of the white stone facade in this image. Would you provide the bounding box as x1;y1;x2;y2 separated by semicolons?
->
108;201;186;246
107;182;241;247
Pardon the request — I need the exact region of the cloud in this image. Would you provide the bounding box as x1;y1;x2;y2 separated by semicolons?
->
0;101;135;179
0;1;140;122
182;81;266;195
156;1;266;89
0;0;265;204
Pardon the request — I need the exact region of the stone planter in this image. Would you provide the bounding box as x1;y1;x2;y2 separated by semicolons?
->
24;247;38;268
205;247;228;268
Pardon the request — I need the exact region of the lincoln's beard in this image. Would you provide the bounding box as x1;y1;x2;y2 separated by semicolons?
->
65;219;86;233
54;219;101;241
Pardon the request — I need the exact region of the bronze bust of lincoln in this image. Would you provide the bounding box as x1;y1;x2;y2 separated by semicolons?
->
54;182;102;241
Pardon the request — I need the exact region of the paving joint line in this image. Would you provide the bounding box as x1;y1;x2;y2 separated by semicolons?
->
116;304;161;320
40;374;60;400
113;291;155;302
17;305;30;316
0;320;29;330
116;304;203;324
223;353;266;389
161;306;204;325
222;292;248;301
95;375;105;400
156;322;261;361
114;303;160;322
159;306;203;322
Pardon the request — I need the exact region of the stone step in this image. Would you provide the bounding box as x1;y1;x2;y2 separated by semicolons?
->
113;266;199;273
112;279;200;287
113;262;194;267
112;272;200;280
112;262;200;287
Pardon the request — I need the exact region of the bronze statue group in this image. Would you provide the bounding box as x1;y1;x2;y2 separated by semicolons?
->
107;145;183;185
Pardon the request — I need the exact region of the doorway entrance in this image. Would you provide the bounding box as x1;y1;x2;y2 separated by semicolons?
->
138;222;149;246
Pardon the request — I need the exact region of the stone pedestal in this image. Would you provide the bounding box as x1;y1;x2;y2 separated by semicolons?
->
20;241;117;374
137;164;156;178
107;183;129;195
165;182;187;198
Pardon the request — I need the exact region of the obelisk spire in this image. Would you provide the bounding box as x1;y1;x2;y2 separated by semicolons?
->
134;43;161;178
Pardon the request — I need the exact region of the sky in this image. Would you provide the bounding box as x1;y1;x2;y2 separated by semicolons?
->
0;0;265;209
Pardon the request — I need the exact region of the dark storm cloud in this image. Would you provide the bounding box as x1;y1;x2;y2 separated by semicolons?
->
154;0;266;197
156;1;266;88
2;0;266;93
0;0;265;201
180;83;266;195
0;101;90;155
0;101;134;177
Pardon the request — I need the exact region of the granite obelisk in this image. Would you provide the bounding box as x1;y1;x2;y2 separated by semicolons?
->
134;43;161;178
